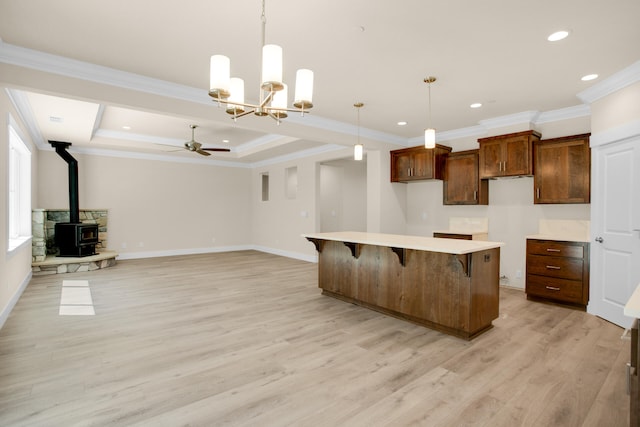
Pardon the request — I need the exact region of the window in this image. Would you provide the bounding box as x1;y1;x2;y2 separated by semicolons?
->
261;173;269;201
8;116;32;252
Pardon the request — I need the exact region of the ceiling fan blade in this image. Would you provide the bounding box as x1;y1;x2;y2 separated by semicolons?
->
195;149;211;156
201;148;231;152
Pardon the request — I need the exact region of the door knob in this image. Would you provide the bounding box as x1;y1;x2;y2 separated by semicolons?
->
595;237;604;243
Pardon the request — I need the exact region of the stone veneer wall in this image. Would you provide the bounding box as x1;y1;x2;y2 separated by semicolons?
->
32;209;108;262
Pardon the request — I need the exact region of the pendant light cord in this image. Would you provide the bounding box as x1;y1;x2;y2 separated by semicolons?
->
261;0;266;47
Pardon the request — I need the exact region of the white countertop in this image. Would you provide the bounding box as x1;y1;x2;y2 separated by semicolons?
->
625;283;640;318
303;231;503;255
526;234;590;243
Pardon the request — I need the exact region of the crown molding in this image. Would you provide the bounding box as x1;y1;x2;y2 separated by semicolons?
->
5;88;47;149
479;111;540;130
577;60;640;104
535;104;591;124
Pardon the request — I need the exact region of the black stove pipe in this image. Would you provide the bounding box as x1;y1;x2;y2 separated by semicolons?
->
49;141;80;224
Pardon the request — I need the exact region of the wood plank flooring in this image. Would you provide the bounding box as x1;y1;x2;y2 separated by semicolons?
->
0;251;630;426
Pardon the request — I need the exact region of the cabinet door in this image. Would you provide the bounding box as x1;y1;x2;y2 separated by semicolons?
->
534;135;590;204
391;151;412;182
444;150;488;205
412;149;434;179
478;140;503;179
503;136;533;176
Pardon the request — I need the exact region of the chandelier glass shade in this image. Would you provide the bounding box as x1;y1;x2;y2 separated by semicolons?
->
208;0;314;123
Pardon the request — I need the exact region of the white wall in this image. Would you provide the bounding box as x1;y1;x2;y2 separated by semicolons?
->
37;151;252;257
320;158;367;233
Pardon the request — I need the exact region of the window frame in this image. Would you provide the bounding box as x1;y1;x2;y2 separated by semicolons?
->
7;114;32;253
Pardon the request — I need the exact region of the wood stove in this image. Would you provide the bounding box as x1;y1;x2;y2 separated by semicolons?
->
50;141;99;257
55;222;99;257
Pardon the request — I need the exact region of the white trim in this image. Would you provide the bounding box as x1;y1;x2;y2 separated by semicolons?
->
115;244;317;263
479;111;540;130
590;120;640;148
536;104;591;124
577;60;640;104
0;271;32;330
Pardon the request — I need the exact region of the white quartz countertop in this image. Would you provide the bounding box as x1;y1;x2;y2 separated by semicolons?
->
526;234;590;243
624;283;640;318
303;231;503;255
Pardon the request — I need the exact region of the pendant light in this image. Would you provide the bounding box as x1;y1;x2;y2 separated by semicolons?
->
354;102;364;161
424;76;436;149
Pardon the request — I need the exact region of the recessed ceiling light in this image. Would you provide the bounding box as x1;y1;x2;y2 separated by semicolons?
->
470;103;482;109
222;139;230;143
581;74;599;81
547;30;569;42
49;116;64;123
122;125;131;130
397;121;407;126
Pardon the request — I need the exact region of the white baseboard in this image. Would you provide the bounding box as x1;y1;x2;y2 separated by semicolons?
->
0;270;32;330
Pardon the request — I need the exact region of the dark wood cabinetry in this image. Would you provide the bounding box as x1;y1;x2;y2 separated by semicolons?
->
526;239;590;309
390;144;451;182
478;130;541;178
443;149;488;205
534;134;591;204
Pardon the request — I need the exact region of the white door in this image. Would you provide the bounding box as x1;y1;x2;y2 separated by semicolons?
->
589;137;640;328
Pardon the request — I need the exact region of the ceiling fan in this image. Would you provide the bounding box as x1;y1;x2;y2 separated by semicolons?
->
181;125;231;156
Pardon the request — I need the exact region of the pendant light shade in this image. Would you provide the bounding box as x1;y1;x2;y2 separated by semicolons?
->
354;143;364;161
294;69;314;109
210;55;231;99
226;78;245;115
424;76;436;149
424;128;436;149
271;83;288;119
261;44;283;91
353;102;364;161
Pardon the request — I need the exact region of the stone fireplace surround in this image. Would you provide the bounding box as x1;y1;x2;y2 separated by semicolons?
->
32;209;116;275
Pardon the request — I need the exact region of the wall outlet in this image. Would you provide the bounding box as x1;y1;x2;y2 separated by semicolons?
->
121;242;127;249
515;269;522;279
212;237;216;243
138;242;144;247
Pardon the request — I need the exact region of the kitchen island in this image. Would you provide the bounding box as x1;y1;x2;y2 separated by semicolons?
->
304;232;504;339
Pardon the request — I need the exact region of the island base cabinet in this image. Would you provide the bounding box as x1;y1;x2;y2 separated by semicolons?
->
315;242;500;340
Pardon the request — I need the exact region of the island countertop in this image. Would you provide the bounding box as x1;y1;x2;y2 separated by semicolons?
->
303;231;503;255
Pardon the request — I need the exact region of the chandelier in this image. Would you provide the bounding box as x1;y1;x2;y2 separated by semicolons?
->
208;0;314;124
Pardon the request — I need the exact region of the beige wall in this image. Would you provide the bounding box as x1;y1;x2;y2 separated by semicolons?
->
0;90;37;327
37;151;252;257
591;81;640;134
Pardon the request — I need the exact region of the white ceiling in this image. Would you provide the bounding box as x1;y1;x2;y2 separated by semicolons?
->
1;0;639;165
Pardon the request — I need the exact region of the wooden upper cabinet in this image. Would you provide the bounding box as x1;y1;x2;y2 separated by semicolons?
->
390;144;452;182
443;149;488;205
534;134;591;204
478;130;541;178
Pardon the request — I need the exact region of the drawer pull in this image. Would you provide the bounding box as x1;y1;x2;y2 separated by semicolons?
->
546;248;561;252
545;265;561;270
545;286;561;291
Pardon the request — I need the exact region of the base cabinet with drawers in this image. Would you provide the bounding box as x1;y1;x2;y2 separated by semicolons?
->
525;239;590;308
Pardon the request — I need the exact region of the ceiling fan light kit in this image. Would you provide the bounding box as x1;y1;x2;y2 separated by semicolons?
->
209;0;314;124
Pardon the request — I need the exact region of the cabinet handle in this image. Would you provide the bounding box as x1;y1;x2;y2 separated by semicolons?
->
545;285;561;291
474;190;477;200
546;248;561;252
536;188;540;199
545;265;561;270
627;362;635;395
498;161;502;172
407;168;411;177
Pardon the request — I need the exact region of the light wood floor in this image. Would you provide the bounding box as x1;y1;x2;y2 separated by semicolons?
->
0;251;630;426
